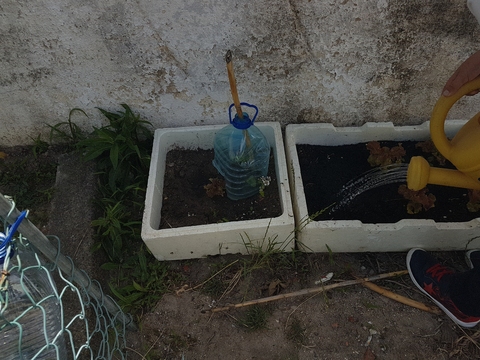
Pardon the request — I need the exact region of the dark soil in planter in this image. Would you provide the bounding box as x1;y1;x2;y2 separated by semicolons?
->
159;149;281;229
297;141;480;223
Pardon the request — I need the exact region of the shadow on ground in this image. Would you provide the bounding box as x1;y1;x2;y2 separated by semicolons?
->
2;146;479;360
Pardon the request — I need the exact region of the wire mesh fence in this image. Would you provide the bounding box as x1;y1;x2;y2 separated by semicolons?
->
0;196;132;359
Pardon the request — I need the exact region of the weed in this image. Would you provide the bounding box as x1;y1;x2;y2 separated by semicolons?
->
238;305;271;331
77;104;153;193
325;244;335;266
30;134;49;158
72;104;153;264
91;201;141;262
242;232;282;273
49;104;166;314
241;219;296;274
103;247;184;313
48;108;87;145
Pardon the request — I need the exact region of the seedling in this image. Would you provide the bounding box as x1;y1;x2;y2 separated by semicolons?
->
397;184;436;214
204;178;225;198
366;141;406;167
245;175;271;197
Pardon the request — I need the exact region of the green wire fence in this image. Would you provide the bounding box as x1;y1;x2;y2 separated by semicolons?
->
0;195;133;359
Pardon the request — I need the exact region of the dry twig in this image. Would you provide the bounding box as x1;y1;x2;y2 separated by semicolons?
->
204;270;408;313
361;280;442;315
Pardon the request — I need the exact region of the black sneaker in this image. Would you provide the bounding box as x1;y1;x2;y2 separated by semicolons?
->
407;248;480;328
465;250;480;269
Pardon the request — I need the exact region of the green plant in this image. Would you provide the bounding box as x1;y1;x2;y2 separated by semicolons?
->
397;184;436;214
77;104;153;193
204;178;225;198
91;201;141;262
48;108;87;144
103;247;183;312
241;221;295;274
72;104;153;264
238;305;271;331
366;141;406;167
30;134;49;158
245;175;271;197
52;104;163;314
325;244;335;265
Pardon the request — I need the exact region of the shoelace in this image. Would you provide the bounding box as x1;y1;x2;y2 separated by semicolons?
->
426;263;453;281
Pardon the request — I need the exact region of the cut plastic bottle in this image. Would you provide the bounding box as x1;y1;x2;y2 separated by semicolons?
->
213;103;271;200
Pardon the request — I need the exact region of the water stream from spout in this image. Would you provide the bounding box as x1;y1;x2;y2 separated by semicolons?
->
330;163;409;214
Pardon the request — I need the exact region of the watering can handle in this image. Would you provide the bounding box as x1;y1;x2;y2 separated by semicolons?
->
430;76;480;160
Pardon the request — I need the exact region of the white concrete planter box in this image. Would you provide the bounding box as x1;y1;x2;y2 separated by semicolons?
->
142;123;295;261
285;121;480;253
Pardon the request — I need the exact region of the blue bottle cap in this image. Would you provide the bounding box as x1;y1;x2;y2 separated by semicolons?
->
229;102;259;130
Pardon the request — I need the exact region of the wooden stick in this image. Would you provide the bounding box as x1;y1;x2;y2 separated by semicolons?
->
205;270;408;313
225;50;243;119
361;280;443;315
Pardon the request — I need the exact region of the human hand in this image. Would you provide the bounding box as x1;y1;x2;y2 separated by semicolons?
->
442;50;480;97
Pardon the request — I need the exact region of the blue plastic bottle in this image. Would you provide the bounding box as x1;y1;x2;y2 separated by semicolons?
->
213;103;271;200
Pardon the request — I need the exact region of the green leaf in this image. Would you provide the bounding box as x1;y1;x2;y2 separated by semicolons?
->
109;283;128;302
132;281;147;292
101;262;119;271
110;143;119;169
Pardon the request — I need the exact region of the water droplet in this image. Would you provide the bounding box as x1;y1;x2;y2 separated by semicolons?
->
330;164;408;213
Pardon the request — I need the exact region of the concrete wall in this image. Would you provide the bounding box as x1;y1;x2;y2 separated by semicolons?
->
1;0;480;145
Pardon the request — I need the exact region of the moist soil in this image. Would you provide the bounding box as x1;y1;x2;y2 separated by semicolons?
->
160;149;281;229
2;144;480;360
297;141;480;223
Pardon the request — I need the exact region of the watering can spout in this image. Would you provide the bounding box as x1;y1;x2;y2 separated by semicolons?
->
406;77;480;191
407;156;480;191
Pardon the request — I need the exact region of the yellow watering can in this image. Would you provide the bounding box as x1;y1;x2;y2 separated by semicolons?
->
407;77;480;191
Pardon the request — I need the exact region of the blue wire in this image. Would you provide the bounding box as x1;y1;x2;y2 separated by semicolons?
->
0;210;27;248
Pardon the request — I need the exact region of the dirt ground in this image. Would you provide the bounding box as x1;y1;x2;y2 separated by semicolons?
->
2;145;480;360
126;251;479;360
